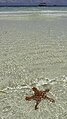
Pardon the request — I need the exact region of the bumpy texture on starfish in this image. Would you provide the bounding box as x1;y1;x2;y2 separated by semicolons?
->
25;87;55;110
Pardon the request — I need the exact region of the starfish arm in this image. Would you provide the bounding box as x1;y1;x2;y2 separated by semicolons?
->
35;100;41;110
25;96;33;101
43;95;55;103
32;87;39;94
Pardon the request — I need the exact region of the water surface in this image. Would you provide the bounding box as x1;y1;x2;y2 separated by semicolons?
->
0;7;67;119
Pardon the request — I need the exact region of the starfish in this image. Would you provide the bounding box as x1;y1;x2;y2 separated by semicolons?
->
25;87;55;110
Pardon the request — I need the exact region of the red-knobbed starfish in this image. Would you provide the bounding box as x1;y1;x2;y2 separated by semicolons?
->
25;87;55;110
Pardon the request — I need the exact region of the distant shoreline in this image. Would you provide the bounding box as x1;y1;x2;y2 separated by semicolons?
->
0;5;67;7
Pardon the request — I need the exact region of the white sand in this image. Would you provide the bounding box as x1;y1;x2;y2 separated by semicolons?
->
0;13;67;119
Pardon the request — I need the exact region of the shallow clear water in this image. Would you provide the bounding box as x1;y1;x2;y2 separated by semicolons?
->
0;7;67;119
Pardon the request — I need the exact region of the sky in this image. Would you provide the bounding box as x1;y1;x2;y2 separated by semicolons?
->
0;0;67;6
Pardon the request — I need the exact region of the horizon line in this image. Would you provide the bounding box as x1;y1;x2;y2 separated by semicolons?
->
0;5;67;7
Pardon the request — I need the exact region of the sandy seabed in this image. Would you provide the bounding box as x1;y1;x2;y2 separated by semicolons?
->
0;13;67;119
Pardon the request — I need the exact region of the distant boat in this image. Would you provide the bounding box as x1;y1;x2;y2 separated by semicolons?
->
38;2;47;6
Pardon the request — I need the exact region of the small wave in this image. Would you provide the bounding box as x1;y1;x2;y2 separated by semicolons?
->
0;10;67;15
1;75;67;93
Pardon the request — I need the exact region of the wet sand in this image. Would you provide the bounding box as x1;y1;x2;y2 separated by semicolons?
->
0;13;67;119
